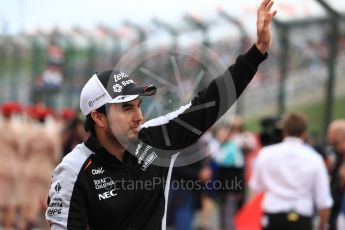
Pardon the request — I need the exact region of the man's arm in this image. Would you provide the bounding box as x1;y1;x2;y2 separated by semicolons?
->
46;165;88;230
249;150;266;193
256;0;277;54
140;0;276;150
318;208;331;230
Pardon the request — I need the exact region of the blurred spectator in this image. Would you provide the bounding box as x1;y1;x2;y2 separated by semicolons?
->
18;103;60;230
198;130;222;230
61;111;89;157
229;115;260;184
305;133;327;160
167;140;211;230
250;112;333;230
0;102;87;229
259;116;283;147
212;123;245;230
327;119;345;230
231;116;256;155
0;102;22;230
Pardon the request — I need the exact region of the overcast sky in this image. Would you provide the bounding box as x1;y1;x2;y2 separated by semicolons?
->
0;0;343;35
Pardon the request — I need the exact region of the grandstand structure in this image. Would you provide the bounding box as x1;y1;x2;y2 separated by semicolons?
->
0;0;344;140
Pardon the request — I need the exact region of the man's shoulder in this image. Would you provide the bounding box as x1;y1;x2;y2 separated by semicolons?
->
261;142;324;164
257;142;290;162
260;142;283;154
300;144;325;163
58;143;94;175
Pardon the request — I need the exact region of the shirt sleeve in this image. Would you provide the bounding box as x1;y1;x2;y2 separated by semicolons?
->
314;157;334;210
46;165;88;230
140;44;267;151
249;151;266;193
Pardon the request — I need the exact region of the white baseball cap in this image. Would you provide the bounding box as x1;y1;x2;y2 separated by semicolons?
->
80;69;156;116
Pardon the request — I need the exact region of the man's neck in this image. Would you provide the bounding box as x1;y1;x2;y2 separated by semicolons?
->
96;133;127;162
104;142;126;161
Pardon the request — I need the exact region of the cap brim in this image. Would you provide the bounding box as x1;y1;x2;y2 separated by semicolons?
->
108;85;157;104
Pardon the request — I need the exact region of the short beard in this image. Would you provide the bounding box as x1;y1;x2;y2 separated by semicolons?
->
105;125;137;148
105;125;123;146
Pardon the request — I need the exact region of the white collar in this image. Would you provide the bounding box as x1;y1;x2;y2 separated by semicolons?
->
283;137;304;144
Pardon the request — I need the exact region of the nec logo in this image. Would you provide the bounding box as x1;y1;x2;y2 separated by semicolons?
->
98;189;117;200
92;167;105;175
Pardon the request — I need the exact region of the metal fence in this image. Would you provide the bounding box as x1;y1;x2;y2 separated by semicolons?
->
0;1;344;136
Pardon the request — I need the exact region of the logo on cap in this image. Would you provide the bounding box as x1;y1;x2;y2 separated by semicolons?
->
88;93;107;107
113;84;122;93
113;72;128;82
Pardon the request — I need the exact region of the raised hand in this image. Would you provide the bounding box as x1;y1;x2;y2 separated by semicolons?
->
256;0;277;54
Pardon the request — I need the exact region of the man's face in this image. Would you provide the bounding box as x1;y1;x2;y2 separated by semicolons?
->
105;98;144;144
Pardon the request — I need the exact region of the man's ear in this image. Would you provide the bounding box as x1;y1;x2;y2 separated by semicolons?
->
91;111;106;128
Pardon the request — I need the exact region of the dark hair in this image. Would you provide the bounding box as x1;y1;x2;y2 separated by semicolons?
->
259;116;283;146
282;112;308;137
84;105;107;136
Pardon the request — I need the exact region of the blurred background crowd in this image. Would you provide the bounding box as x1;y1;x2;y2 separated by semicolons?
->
1;0;345;229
